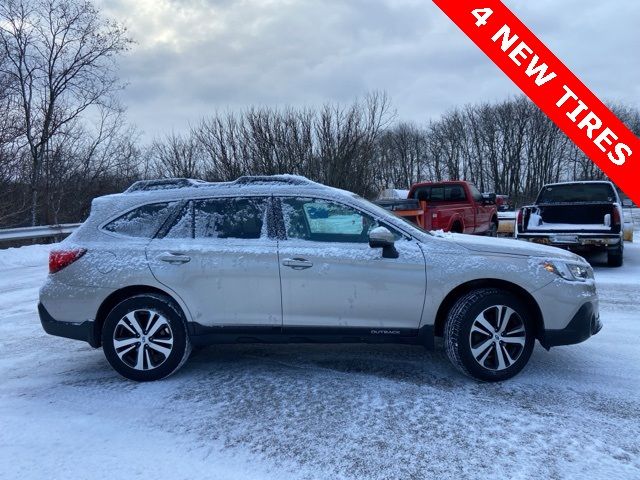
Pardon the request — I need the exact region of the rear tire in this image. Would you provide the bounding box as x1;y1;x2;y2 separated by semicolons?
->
102;293;191;381
607;242;623;267
444;288;535;382
451;222;463;234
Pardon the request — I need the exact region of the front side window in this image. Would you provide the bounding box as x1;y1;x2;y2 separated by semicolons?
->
281;197;398;243
446;185;466;201
103;202;176;238
469;185;483;202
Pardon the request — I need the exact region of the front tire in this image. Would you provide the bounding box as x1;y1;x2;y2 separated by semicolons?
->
102;294;191;381
486;221;498;237
444;288;535;382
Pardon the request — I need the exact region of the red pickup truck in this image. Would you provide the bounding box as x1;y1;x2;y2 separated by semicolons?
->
377;181;499;236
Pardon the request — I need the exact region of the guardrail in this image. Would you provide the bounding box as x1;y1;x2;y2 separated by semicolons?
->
0;223;81;243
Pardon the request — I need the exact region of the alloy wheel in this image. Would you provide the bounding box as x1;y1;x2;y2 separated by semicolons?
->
468;304;526;371
113;309;174;371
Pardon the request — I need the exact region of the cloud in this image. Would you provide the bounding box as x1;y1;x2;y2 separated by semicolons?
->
96;0;640;139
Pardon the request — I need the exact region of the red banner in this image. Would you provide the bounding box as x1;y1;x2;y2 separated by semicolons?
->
432;0;640;205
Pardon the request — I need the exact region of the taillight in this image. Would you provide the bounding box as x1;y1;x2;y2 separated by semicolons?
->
612;207;621;227
516;209;523;229
49;249;87;274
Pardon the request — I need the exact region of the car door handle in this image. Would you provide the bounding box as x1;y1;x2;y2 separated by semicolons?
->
282;258;313;270
158;252;191;264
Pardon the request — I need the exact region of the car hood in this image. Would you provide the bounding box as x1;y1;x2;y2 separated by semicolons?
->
432;231;584;262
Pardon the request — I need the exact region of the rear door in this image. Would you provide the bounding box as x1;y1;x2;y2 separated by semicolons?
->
146;196;282;327
276;196;427;331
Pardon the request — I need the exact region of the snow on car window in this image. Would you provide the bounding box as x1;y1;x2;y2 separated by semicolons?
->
103;202;177;238
165;202;193;238
194;197;267;239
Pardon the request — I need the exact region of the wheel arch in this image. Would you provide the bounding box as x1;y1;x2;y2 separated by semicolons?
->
449;216;464;233
433;279;544;342
92;285;188;347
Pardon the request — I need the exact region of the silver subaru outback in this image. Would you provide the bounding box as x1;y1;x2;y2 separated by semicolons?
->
39;175;601;382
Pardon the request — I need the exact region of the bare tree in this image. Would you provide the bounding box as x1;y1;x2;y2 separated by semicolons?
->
149;132;205;179
376;122;429;189
311;91;394;197
186;92;393;197
39;108;141;223
0;0;132;224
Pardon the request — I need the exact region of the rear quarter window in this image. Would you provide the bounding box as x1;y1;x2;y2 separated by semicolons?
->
103;202;177;238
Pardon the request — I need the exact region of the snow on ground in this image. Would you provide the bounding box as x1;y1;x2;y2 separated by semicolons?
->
0;232;639;479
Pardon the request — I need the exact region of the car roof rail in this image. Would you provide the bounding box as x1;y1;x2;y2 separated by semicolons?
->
125;178;207;193
233;175;315;186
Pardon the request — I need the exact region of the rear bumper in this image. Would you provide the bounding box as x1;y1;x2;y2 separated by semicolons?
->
38;303;99;347
517;233;621;249
541;302;602;349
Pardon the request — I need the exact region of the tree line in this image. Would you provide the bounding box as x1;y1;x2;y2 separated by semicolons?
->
1;0;638;228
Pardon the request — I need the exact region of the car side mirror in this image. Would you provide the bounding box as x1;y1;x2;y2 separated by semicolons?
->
482;193;496;205
369;227;399;259
622;199;633;207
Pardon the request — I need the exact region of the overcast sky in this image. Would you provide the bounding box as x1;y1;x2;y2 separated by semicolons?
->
96;0;640;140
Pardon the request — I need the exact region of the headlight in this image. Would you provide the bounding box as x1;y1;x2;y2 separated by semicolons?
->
568;264;592;281
541;260;593;282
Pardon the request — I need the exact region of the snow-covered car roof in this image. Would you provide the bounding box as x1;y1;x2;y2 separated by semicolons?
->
90;175;358;222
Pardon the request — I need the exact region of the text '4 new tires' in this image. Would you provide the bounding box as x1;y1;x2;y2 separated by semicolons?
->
444;288;535;382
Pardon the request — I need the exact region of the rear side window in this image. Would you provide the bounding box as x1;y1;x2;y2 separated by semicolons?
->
413;185;467;202
165;202;193;239
164;197;268;239
103;202;176;238
195;198;267;239
430;187;444;201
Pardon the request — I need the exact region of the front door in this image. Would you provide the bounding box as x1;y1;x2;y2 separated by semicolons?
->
469;184;491;233
276;196;427;331
146;196;282;327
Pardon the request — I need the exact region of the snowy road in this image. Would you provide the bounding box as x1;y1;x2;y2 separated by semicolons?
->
1;233;639;479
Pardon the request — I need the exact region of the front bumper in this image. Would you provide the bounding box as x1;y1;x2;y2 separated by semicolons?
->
38;303;99;347
541;302;602;349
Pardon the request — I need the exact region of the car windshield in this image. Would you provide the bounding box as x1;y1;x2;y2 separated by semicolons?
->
351;194;433;236
537;183;616;204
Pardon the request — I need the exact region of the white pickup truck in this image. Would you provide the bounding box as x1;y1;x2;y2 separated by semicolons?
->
515;181;632;267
